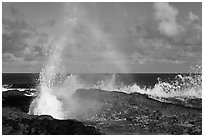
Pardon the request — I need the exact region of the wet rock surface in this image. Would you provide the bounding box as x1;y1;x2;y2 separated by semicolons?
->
2;89;202;135
75;89;202;135
2;90;102;135
2;90;33;113
2;107;101;135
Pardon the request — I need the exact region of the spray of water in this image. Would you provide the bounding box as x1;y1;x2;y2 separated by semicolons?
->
94;73;202;99
29;3;116;119
29;38;67;119
29;69;201;119
28;3;201;119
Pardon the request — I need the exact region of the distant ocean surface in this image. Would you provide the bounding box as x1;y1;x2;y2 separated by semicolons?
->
2;73;187;89
2;73;201;99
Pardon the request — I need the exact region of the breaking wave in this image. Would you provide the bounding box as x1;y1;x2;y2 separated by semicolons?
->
28;36;201;119
92;73;201;99
29;70;201;119
28;3;201;119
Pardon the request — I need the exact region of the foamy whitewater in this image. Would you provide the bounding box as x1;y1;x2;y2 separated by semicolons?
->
28;3;202;119
29;53;202;119
29;64;202;119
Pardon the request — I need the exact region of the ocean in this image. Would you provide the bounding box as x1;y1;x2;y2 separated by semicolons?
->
2;73;201;88
2;73;201;96
2;73;202;106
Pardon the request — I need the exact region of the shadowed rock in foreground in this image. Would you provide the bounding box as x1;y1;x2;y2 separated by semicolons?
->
2;90;33;113
2;107;102;135
2;89;202;135
2;90;102;135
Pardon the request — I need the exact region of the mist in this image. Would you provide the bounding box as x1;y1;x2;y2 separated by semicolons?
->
28;3;202;120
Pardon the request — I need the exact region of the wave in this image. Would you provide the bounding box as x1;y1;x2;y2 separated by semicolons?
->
90;74;202;99
2;84;36;92
28;38;201;119
2;87;36;92
29;72;201;119
2;87;37;97
27;2;202;120
3;73;201;99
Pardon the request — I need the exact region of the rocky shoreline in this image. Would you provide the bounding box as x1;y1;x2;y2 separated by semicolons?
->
2;90;102;135
75;89;202;135
2;89;202;135
2;110;101;135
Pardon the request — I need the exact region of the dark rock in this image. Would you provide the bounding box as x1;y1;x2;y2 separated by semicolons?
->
74;89;202;135
2;108;102;135
2;90;33;113
37;115;54;120
2;88;202;135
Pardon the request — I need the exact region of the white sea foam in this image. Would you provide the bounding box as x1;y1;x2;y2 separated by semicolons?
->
2;87;36;92
92;74;202;99
29;71;201;119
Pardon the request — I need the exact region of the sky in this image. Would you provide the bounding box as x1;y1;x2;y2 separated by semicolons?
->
2;2;202;73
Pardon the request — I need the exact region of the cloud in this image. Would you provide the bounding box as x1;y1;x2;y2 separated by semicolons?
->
152;3;201;46
61;2;201;71
188;11;200;22
2;3;201;73
59;3;129;72
129;39;185;65
153;2;183;37
130;51;184;65
2;3;128;72
2;5;52;63
125;3;201;67
2;53;24;63
127;18;201;66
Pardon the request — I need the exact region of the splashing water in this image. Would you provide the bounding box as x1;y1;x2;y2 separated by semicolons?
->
28;3;201;119
29;48;201;119
90;73;202;99
29;2;128;119
29;71;201;119
29;38;67;119
92;74;117;91
29;3;85;119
